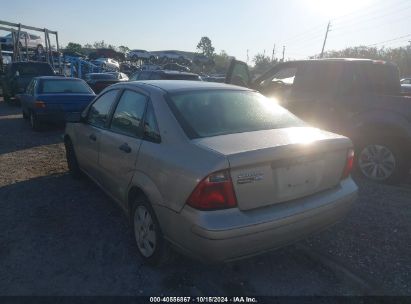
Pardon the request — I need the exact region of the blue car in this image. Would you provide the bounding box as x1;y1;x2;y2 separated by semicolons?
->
19;76;96;130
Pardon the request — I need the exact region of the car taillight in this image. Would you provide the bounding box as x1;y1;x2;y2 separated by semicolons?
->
341;148;355;180
34;101;46;108
186;170;237;210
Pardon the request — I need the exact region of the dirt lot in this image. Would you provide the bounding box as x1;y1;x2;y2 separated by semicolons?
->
0;100;410;296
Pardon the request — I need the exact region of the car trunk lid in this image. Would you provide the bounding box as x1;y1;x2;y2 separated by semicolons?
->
193;127;352;211
37;94;95;112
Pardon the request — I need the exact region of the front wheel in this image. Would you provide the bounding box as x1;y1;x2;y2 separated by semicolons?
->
65;138;82;178
356;139;409;184
131;198;171;266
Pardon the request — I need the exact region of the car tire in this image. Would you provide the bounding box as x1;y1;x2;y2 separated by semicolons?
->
356;138;409;184
29;111;41;131
65;138;82;179
131;197;171;266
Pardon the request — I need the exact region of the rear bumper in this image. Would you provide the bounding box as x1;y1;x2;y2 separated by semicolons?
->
154;178;358;263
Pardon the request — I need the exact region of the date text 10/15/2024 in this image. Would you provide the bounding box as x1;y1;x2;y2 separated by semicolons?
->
150;297;258;303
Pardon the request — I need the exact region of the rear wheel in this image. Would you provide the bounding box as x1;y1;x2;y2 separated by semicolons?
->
29;111;41;131
131;197;171;266
356;139;409;184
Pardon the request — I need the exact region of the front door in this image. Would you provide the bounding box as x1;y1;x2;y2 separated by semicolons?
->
74;89;120;179
98;89;148;205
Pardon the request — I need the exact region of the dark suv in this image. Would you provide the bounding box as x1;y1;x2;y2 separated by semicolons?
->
226;58;411;184
1;62;55;102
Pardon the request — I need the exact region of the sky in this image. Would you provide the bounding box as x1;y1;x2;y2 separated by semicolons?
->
1;0;411;62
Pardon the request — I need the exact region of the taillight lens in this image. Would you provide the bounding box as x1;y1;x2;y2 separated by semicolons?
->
187;170;237;210
34;101;46;109
341;148;355;179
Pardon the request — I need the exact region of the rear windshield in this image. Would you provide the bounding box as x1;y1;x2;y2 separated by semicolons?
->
163;74;200;81
167;90;304;139
40;80;93;94
14;64;54;76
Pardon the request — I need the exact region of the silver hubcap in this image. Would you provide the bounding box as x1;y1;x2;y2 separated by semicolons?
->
359;144;396;181
134;206;156;257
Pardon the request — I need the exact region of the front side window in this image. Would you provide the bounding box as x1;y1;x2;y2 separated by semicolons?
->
168;90;304;139
110;90;147;137
87;90;119;128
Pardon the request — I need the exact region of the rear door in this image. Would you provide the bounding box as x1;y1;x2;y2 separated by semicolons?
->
98;89;147;204
74;89;120;179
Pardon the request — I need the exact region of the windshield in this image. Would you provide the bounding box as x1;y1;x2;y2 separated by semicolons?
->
89;74;117;80
167;90;305;139
40;79;93;94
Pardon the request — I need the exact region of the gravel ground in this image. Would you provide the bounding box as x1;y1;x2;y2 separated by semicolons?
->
0;100;410;296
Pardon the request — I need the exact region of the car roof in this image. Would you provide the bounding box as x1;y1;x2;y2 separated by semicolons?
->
124;80;251;93
153;70;197;76
35;76;81;80
11;61;51;66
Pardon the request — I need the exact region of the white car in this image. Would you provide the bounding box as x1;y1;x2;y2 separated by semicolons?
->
127;50;155;61
91;58;120;71
0;32;44;51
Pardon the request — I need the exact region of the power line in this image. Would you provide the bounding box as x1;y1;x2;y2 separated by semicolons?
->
332;4;411;32
331;0;407;25
366;34;411;47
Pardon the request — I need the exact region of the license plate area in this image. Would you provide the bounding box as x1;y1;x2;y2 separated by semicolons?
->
272;154;325;201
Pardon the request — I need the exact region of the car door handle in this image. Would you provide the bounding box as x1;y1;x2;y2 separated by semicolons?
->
89;134;97;141
119;143;131;153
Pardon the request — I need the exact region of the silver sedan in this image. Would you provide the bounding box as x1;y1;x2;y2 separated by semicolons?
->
64;80;358;265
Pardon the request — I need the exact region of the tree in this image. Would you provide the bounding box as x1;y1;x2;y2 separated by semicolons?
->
253;53;276;75
93;40;108;49
196;36;215;58
213;50;231;74
65;42;83;54
118;45;130;54
83;43;93;49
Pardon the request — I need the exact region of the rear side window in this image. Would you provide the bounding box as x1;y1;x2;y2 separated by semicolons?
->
110;90;147;137
339;63;401;95
87;90;119;127
168;90;304;139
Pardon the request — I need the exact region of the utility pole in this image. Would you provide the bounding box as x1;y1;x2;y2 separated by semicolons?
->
246;49;249;64
282;46;285;62
272;44;276;61
320;21;331;58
